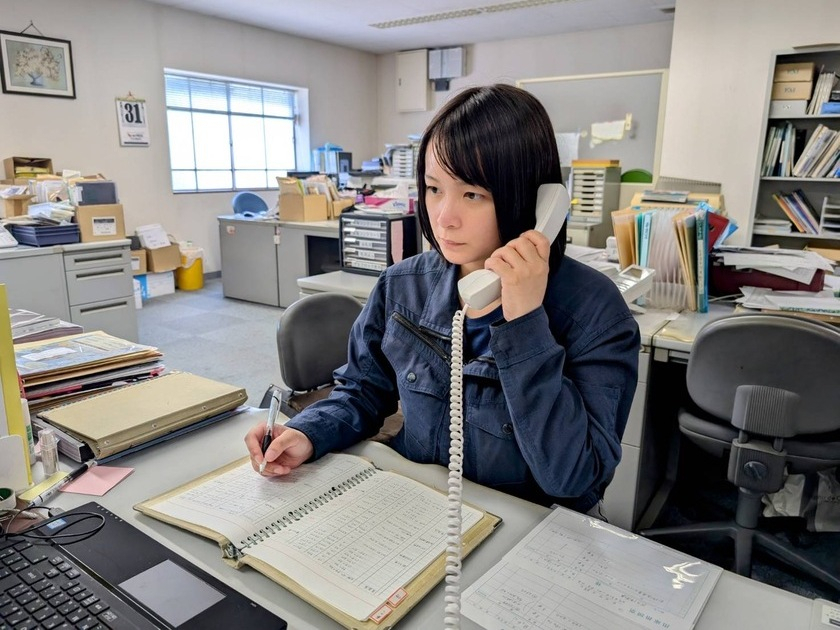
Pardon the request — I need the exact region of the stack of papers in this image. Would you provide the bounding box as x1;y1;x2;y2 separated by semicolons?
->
738;287;840;321
715;246;833;286
15;331;164;412
463;506;722;630
641;189;690;203
9;308;82;344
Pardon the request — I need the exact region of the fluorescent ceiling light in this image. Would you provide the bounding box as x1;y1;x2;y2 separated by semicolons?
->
370;0;576;29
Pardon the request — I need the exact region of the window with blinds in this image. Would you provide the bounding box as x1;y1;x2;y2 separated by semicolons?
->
164;72;300;192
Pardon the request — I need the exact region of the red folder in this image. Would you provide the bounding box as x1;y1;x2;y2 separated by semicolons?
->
709;263;824;296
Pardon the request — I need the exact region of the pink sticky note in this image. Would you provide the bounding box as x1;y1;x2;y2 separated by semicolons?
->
60;466;134;496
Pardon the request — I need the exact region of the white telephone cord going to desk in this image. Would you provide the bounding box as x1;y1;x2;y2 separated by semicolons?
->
445;308;467;630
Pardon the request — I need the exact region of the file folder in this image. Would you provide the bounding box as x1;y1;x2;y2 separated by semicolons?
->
36;371;247;459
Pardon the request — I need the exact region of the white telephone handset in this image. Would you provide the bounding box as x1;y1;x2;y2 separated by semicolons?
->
444;183;570;630
457;183;571;309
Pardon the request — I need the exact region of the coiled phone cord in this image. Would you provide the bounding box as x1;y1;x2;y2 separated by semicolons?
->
444;307;467;629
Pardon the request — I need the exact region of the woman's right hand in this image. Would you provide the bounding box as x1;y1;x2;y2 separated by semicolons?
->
245;423;314;476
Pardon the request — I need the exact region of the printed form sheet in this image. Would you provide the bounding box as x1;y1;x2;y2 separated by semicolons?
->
153;454;482;621
463;507;722;630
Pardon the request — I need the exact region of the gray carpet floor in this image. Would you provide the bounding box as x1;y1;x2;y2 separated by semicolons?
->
135;277;840;604
136;276;282;407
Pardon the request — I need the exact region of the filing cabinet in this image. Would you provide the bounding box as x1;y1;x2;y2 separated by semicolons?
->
339;212;421;275
568;166;621;248
64;246;137;341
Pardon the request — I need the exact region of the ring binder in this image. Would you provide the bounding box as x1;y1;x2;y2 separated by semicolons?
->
136;453;500;629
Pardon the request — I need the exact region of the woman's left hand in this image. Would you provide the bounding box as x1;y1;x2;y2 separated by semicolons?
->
484;229;551;321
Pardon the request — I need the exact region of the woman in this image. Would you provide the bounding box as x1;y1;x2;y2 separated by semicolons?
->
246;83;640;514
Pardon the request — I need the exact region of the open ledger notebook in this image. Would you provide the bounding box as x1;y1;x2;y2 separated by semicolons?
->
135;453;500;629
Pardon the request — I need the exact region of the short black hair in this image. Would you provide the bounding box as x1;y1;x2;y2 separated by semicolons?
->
416;83;566;271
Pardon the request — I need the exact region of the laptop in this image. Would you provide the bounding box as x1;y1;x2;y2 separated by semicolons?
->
1;502;287;629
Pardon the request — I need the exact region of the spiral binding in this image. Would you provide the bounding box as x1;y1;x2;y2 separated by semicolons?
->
237;467;376;550
445;308;467;630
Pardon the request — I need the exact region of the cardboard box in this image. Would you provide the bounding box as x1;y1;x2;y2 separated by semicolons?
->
773;62;815;83
130;249;148;275
278;194;329;222
769;99;808;117
771;81;813;100
2;194;34;217
146;243;181;272
74;203;126;243
3;156;53;180
331;198;355;220
135;271;176;299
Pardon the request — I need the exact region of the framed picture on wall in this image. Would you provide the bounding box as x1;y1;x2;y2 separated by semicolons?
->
0;31;76;98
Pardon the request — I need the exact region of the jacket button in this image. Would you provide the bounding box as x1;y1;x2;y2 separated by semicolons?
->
406;372;417;383
502;423;513;435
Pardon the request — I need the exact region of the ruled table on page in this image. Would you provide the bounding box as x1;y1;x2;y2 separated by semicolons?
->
247;468;482;620
462;507;722;630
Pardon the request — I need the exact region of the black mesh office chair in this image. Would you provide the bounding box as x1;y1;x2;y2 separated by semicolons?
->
262;292;403;441
641;313;840;592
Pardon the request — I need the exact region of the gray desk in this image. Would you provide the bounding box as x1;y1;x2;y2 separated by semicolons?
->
217;215;340;307
46;408;811;629
0;239;138;341
297;270;378;304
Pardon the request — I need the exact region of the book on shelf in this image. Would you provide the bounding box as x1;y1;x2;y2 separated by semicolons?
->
812;131;840;178
793;125;837;177
753;217;794;235
136;452;501;629
790;189;822;233
772;192;808;232
35;371;246;460
461;505;722;630
807;71;839;115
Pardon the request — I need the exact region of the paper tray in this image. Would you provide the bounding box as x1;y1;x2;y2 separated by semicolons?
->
9;224;81;246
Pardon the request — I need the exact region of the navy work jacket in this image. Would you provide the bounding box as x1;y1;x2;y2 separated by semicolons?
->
286;251;640;513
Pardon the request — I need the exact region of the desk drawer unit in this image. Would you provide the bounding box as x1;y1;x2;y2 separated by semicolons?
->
63;246;137;341
603;348;650;531
70;296;138;341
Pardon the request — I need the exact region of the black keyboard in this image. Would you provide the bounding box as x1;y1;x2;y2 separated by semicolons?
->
0;536;154;630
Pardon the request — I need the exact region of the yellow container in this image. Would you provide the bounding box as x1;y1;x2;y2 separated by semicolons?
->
176;256;203;291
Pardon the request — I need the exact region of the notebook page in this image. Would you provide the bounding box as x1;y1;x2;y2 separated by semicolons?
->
150;453;374;545
462;507;721;630
246;468;482;621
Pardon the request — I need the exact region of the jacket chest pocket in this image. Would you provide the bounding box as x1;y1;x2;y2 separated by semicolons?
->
462;385;529;488
383;314;451;458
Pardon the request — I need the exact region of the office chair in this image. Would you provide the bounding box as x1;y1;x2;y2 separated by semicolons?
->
641;313;840;592
232;191;269;215
262;292;403;441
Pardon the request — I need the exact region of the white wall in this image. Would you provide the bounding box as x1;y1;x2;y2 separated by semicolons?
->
661;0;840;244
0;0;378;272
377;21;674;150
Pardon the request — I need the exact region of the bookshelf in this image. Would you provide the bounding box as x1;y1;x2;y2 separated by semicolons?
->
751;46;840;248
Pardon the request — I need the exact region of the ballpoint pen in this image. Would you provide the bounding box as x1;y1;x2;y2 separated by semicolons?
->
28;460;98;507
259;391;281;474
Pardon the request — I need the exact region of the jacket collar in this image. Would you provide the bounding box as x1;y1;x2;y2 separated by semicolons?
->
419;256;461;337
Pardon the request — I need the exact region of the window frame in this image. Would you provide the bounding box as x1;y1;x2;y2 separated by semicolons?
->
163;68;310;194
